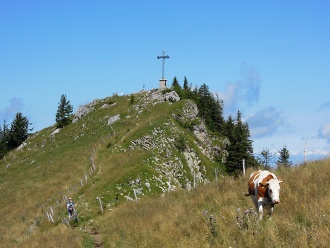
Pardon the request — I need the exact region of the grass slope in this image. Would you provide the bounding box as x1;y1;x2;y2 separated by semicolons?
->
1;91;329;247
0;91;219;246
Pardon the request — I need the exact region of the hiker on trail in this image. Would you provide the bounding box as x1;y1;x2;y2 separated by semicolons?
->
67;197;75;218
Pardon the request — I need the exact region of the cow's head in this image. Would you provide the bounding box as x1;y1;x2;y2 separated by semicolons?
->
260;178;283;204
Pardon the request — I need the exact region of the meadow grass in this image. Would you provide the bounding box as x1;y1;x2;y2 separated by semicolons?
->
96;160;330;248
1;91;329;247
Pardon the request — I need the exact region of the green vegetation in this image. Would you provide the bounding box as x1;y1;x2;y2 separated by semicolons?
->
96;160;330;247
171;78;257;174
277;146;293;167
55;94;73;128
0;87;321;247
0;112;32;159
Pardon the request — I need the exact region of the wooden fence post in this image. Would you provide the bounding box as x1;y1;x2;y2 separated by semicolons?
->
193;171;196;188
133;189;138;202
243;159;246;177
97;197;104;213
47;211;54;223
50;206;54;217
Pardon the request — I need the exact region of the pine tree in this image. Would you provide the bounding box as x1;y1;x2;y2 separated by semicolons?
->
183;76;189;91
182;76;190;99
223;111;256;176
56;94;73;128
197;84;219;132
190;85;199;102
171;76;182;98
213;94;224;133
0;121;9;158
7;113;31;150
258;148;276;170
277;146;293;167
129;94;135;105
222;115;236;174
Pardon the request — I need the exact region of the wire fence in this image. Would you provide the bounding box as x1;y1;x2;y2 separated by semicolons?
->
41;149;245;226
42;147;101;226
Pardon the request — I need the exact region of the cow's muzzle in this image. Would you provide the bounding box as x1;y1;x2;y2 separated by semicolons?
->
273;199;280;204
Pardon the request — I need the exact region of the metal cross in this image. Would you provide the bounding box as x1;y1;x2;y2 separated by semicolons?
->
157;50;170;79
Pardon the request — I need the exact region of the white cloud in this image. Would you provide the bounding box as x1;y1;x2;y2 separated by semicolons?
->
318;123;330;143
0;97;24;123
247;107;285;138
218;63;261;115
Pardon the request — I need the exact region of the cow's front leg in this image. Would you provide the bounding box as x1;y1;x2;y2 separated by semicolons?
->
268;206;274;219
257;200;264;220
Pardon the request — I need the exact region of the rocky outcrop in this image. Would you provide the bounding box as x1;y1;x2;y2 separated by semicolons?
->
122;99;225;199
57;90;225;201
72;99;101;123
140;89;181;106
107;114;120;126
50;128;61;137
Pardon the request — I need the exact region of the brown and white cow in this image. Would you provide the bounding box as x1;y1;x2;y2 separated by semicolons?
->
245;170;283;219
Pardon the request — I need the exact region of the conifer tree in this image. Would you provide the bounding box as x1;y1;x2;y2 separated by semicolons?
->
182;76;190;99
191;85;199;102
183;76;189;91
171;76;182;98
7;112;31;150
56;94;73;128
196;84;225;133
213;94;224;132
258;148;276;170
129;94;135;105
277;146;293;167
222;115;236;173
223;111;256;176
197;84;216;131
0;121;9;159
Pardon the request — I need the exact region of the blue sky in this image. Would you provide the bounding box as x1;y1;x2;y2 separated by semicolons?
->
1;1;330;164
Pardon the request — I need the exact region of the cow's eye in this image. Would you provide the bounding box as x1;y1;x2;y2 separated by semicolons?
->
269;189;273;194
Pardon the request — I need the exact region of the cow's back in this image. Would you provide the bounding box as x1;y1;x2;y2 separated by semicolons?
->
247;170;261;196
247;170;277;200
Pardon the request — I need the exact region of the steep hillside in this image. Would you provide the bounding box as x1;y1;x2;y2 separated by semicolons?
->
0;89;227;246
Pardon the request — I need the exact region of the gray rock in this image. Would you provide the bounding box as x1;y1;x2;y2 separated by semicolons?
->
107;114;120;125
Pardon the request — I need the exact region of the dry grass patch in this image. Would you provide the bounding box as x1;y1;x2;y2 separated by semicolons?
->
94;161;330;247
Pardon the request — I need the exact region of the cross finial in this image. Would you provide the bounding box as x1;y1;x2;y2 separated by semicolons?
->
157;50;170;79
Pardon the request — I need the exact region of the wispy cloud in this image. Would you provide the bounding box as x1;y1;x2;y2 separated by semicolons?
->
247;107;285;138
0;97;24;123
318;123;330;143
218;63;261;115
317;102;330;112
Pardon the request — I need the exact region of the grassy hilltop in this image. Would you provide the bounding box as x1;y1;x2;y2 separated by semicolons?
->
0;90;329;247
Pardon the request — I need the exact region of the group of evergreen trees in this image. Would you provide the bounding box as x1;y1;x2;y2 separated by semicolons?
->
0;94;73;159
258;146;293;169
0;113;32;159
171;76;258;175
171;76;292;175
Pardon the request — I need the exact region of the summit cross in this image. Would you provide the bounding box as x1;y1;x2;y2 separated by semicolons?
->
157;50;170;79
